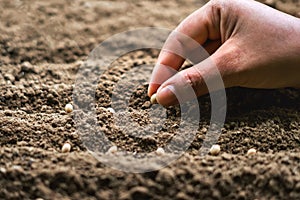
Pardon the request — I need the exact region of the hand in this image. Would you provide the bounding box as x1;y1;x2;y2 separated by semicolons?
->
148;0;300;106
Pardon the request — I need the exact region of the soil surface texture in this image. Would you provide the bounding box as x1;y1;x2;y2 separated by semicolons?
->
0;0;300;199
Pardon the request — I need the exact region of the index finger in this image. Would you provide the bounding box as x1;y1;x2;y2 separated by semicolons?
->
148;2;220;96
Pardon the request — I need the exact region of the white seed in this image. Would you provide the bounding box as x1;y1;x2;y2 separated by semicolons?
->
107;107;115;114
150;93;158;104
247;148;257;155
0;167;6;173
209;144;221;155
107;145;117;154
65;103;73;113
62;143;71;153
156;147;165;156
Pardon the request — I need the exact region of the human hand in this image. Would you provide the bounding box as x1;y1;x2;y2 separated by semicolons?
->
148;0;300;106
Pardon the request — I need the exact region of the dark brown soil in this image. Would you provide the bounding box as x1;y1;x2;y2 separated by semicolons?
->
1;0;300;199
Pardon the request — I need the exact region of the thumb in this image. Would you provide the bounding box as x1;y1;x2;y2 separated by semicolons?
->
156;56;226;107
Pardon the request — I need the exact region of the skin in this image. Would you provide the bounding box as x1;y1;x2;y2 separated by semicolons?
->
148;0;300;106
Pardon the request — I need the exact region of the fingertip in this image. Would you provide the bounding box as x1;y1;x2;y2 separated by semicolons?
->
148;83;160;97
147;85;152;97
156;86;178;107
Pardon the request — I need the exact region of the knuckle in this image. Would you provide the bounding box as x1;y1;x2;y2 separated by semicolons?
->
182;68;203;89
183;72;194;87
208;0;234;16
209;0;225;9
209;0;229;7
165;31;196;59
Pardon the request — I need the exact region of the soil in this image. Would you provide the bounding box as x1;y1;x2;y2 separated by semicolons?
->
1;0;300;199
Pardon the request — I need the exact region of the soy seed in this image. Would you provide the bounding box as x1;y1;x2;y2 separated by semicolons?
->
107;145;117;154
65;103;73;113
156;147;165;156
247;148;257;155
150;93;157;104
107;107;115;114
209;144;221;155
62;143;71;153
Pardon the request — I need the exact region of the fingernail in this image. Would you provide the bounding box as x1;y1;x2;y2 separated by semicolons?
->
157;86;178;106
147;86;151;97
148;83;160;97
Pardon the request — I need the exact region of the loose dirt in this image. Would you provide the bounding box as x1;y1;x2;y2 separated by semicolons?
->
0;0;300;199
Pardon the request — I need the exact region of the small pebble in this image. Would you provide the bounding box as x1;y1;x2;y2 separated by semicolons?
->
17;141;28;146
75;60;84;67
150;93;157;104
11;165;23;172
171;124;179;129
65;103;73;113
21;61;35;73
61;143;71;153
247;148;257;155
156;147;165;156
265;0;275;6
107;107;115;114
107;145;117;154
244;138;250;143
201;127;208;132
209;144;221;155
